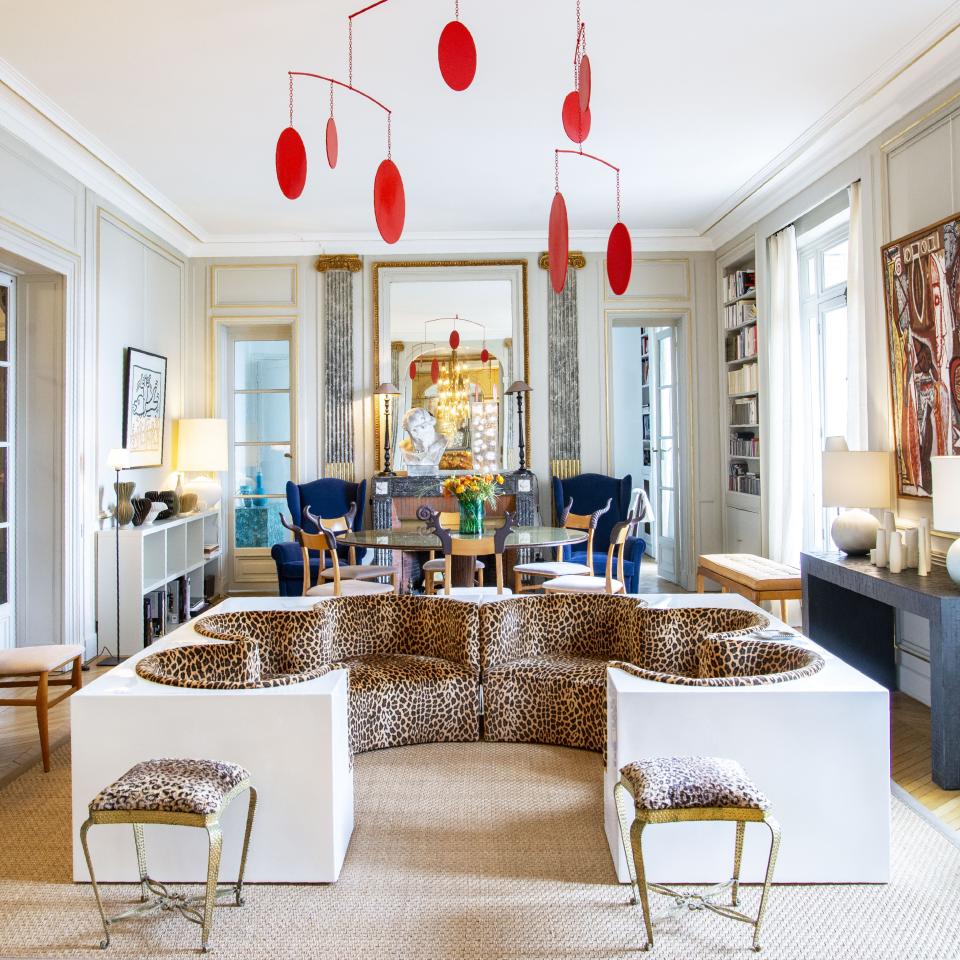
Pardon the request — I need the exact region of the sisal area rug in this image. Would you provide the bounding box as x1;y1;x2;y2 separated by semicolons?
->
1;741;959;960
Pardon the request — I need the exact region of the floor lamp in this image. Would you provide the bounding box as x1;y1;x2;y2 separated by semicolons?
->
505;380;532;475
102;448;132;667
375;382;400;477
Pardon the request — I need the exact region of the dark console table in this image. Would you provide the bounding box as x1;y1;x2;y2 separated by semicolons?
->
801;551;960;789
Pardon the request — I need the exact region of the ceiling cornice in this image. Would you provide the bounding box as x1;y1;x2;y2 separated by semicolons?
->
702;3;960;248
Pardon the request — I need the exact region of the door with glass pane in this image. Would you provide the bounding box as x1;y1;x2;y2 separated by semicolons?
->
226;326;294;590
0;276;13;647
653;328;679;583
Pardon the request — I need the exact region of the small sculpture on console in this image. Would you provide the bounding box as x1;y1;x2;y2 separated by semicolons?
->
400;407;448;476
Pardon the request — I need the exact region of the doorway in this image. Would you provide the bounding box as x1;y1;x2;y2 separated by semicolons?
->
609;319;682;585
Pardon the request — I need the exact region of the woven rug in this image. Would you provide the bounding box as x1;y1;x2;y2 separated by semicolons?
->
1;741;958;960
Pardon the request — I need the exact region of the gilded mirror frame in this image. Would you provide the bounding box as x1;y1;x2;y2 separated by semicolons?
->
371;259;530;472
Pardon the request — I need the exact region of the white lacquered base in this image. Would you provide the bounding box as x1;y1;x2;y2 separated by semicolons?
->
72;598;354;883
605;593;890;884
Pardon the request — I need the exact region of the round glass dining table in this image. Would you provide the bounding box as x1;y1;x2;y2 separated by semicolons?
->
340;525;588;589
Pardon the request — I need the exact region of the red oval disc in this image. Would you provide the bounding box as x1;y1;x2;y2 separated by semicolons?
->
276;126;307;199
548;192;569;294
409;360;417;380
606;222;633;296
578;54;591;113
561;90;591;144
438;20;477;91
325;116;338;169
449;329;460;349
480;347;489;363
373;158;405;244
431;358;440;384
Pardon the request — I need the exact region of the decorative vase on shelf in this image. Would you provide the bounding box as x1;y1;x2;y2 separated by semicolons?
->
114;481;136;528
459;499;485;536
131;497;151;527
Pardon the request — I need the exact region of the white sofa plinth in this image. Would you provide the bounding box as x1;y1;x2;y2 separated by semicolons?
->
72;598;353;884
605;593;890;884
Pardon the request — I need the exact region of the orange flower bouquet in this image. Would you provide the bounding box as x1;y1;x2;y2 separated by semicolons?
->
442;473;505;535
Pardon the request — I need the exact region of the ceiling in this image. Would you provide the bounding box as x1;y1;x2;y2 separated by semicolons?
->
1;0;959;246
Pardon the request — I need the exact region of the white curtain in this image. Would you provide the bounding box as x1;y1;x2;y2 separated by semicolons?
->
766;225;809;566
846;180;868;450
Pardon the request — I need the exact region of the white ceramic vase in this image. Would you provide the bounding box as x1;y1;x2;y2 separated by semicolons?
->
830;509;880;556
888;532;904;574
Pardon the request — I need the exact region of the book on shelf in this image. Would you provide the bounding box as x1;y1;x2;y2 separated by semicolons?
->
728;465;761;496
143;589;166;645
727;361;758;394
724;270;756;302
730;396;759;426
730;433;760;457
726;324;758;361
723;300;758;329
203;543;220;556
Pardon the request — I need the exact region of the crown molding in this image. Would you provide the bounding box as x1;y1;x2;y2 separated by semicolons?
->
537;251;587;270
0;56;203;256
703;4;960;248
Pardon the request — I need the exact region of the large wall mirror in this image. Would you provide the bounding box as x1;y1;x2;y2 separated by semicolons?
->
372;261;529;474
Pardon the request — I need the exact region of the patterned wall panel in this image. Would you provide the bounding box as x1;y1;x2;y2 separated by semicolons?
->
321;266;356;482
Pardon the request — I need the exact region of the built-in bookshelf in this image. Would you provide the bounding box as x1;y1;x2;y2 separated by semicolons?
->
639;329;654;544
719;246;762;553
96;509;222;658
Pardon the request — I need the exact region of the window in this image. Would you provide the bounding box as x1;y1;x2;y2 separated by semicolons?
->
799;222;849;550
0;282;9;605
229;330;294;551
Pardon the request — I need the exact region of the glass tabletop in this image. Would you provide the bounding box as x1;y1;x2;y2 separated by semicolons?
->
340;525;588;551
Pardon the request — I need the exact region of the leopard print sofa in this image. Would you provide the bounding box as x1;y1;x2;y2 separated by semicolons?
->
479;595;824;752
136;597;482;754
135;595;823;756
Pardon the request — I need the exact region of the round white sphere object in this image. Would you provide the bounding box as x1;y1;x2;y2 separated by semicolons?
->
831;508;880;556
946;538;960;586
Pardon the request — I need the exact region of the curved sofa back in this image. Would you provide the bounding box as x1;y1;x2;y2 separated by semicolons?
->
479;594;651;667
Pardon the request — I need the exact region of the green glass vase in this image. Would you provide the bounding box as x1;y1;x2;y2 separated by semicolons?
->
459;498;485;536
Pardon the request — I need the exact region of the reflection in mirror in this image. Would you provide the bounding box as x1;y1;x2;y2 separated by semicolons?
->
390;279;513;473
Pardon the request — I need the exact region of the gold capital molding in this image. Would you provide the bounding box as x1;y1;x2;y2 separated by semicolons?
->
316;254;362;273
390;340;405;352
537;251;586;271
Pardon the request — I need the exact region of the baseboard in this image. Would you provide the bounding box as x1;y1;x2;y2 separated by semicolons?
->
891;780;960;849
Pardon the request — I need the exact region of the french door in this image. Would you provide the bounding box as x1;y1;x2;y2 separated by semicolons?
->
223;324;296;591
0;275;14;647
653;328;680;583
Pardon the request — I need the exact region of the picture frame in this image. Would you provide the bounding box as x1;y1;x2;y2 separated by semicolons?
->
122;347;167;467
881;213;960;498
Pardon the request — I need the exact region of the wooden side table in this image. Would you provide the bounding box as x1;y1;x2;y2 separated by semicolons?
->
696;553;802;622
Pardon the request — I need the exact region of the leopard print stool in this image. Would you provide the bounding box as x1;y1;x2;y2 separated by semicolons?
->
614;756;781;952
80;758;258;953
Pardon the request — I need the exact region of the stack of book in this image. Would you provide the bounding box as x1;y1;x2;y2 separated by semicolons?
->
726;324;758;361
730;433;760;457
731;396;759;425
727;362;759;394
723;300;758;329
723;269;756;302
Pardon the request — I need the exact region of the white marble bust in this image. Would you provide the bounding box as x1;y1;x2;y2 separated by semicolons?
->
399;407;447;469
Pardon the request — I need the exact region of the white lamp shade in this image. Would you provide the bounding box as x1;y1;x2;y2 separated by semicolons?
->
176;419;228;472
822;451;892;508
107;448;131;471
931;456;960;532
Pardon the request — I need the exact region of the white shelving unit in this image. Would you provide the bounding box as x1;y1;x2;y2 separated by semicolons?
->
97;509;222;658
718;245;763;555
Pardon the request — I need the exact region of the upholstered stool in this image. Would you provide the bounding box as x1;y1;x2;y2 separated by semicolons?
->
80;758;257;952
614;756;780;952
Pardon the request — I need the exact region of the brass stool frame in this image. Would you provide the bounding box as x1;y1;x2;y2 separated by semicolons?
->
614;777;780;952
80;780;257;952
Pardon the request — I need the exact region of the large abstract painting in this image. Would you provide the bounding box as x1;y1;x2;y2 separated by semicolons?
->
123;348;167;467
882;215;960;498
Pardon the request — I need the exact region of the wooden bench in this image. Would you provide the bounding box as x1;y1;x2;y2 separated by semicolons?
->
695;554;801;622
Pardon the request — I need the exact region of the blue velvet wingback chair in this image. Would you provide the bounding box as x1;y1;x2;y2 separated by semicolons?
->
271;478;367;596
551;473;646;594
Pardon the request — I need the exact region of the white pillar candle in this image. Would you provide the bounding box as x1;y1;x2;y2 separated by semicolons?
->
904;527;919;568
882;510;896;537
888;531;904;574
875;528;888;567
918;517;931;576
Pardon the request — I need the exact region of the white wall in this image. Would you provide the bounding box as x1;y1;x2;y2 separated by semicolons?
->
0;126;197;656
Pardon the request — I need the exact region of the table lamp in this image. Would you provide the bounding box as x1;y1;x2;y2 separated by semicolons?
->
821;437;892;555
505;380;532;475
932;456;960;584
176;419;228;510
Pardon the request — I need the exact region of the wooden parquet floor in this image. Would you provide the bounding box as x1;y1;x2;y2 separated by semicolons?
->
891;691;960;832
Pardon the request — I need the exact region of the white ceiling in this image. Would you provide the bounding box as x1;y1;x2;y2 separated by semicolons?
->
1;0;960;247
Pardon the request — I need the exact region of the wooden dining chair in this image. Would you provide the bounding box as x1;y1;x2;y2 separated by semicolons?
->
301;505;396;586
512;497;612;594
280;514;396;597
421;509;516;596
421;511;485;595
542;518;636;595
